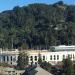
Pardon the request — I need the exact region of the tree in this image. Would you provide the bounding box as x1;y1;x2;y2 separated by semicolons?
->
53;1;64;7
40;61;52;73
38;53;42;65
20;43;28;50
71;63;75;75
0;2;75;48
17;52;28;70
62;58;73;75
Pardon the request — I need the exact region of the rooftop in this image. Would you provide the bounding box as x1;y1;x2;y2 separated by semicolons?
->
23;66;53;75
50;45;75;51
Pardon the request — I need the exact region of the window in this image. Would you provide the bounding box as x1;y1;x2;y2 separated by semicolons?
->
68;54;70;58
30;56;33;61
43;56;45;61
54;55;56;60
11;56;12;61
63;55;65;59
70;54;72;59
50;55;52;60
57;55;59;60
35;56;37;61
73;54;74;59
3;56;5;62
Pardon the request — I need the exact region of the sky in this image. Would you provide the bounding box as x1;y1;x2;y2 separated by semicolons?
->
0;0;75;12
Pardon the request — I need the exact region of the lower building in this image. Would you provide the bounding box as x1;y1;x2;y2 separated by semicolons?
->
0;66;25;75
23;66;53;75
0;49;19;66
0;45;75;66
27;50;75;65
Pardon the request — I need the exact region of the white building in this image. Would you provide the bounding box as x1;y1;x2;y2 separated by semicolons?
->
0;49;19;65
0;45;75;66
50;45;75;51
28;45;75;65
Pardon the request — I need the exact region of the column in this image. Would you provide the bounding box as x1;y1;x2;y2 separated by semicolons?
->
9;56;11;63
5;56;7;62
1;55;3;63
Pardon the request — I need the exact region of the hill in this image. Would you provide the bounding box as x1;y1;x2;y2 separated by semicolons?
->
0;1;75;49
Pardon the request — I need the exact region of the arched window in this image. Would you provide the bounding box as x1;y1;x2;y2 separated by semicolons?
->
43;56;45;61
3;56;5;62
30;56;33;61
68;54;70;58
57;55;59;60
70;54;72;59
54;55;56;60
35;56;37;61
73;54;74;59
63;55;65;59
11;56;12;61
50;55;52;60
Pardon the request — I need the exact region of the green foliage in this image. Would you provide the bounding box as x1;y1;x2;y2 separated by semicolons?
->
40;61;52;73
38;53;42;65
72;63;75;75
0;1;75;49
62;58;73;75
38;54;52;73
53;1;64;6
17;52;28;70
0;62;13;67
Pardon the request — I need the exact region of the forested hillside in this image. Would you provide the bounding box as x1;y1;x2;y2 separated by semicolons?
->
0;1;75;49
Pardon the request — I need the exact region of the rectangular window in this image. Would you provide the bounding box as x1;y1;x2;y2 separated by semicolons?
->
54;55;56;60
50;55;52;60
57;55;59;60
35;56;37;61
68;54;70;58
3;56;5;62
30;56;33;61
73;54;74;59
11;56;12;61
63;55;65;59
70;54;72;59
43;56;45;61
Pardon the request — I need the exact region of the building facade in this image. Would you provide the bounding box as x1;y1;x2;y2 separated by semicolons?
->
0;49;19;65
0;66;25;75
28;50;75;65
0;45;75;66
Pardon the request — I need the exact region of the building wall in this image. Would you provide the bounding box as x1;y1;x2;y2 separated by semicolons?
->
28;50;75;65
0;66;25;75
0;49;75;66
0;49;19;66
